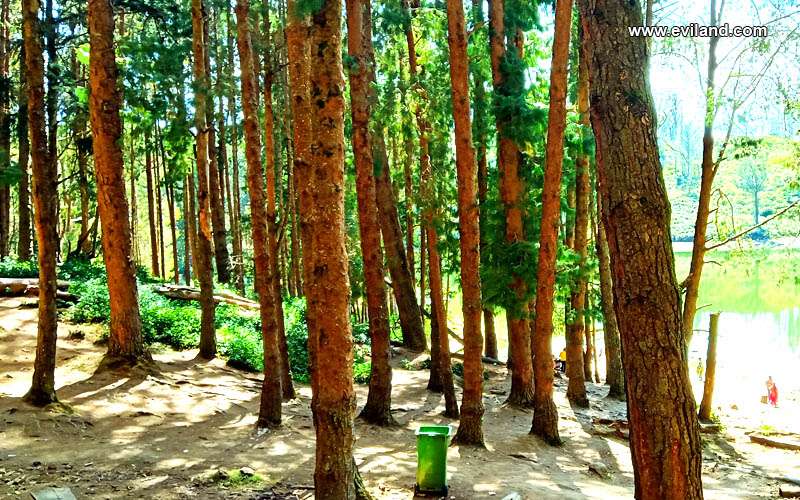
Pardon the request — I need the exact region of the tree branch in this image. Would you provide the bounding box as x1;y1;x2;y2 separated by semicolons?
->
705;199;800;251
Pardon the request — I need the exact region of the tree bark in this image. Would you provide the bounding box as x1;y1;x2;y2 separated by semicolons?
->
22;0;59;406
204;10;229;285
375;146;426;352
682;0;721;352
306;0;359;494
487;0;532;408
347;0;395;427
567;50;590;405
145;136;160;278
192;0;217;360
427;225;459;419
578;0;704;497
596;200;624;399
183;175;192;285
698;312;719;423
88;0;148;367
531;0;572;446
129;134;138;264
226;1;245;294
168;185;179;285
0;0;9;259
17;41;32;262
446;0;483;446
427;282;443;393
259;5;294;402
235;0;283;427
154;130;166;278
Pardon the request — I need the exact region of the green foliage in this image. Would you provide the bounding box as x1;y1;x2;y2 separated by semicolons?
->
68;278;112;324
353;361;372;384
0;257;39;278
352;322;371;345
284;297;311;382
219;324;263;372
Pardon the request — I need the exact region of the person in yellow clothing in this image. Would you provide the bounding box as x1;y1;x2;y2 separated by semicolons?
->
558;349;567;373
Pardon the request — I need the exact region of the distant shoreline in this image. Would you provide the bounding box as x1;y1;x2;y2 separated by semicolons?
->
672;236;800;253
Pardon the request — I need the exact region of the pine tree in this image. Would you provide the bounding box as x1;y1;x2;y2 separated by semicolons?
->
577;0;703;496
21;0;59;407
88;0;149;368
531;0;572;446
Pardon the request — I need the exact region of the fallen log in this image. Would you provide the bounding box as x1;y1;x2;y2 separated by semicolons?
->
0;279;76;302
1;278;70;293
450;351;506;366
749;434;800;451
153;284;260;310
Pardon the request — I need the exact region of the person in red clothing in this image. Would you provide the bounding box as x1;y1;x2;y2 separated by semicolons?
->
769;382;779;407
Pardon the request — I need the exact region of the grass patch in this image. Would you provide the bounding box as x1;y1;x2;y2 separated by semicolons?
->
207;469;264;489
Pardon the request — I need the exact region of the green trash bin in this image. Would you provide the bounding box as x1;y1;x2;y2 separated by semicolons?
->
415;425;452;495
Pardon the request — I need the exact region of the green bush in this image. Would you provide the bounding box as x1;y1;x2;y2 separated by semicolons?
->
64;281;369;383
0;257;39;278
285;297;311;383
352;322;371;345
138;287;202;349
67;277;112;323
353;361;371;384
219;324;263;372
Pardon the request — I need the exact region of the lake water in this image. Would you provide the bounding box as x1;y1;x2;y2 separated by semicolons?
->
675;249;800;393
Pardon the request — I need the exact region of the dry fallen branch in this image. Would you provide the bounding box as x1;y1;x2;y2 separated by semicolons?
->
153;284;259;310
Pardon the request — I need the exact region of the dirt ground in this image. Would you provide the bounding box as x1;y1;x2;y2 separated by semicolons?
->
1;296;798;499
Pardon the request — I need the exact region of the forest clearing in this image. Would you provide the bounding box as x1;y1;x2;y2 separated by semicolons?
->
1;0;799;497
1;297;799;499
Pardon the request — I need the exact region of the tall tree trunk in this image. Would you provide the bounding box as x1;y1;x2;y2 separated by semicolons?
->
470;0;497;367
0;0;11;259
531;0;572;446
427;223;459;418
71;50;91;255
183;176;192;286
378;0;428;354
305;0;359;493
446;0;484;446
187;170;199;282
347;0;395;426
235;0;283;427
145;137;160;277
88;0;148;367
260;6;294;402
286;0;316;374
168;185;179;285
192;0;217;360
155;133;167;279
204;11;228;284
578;0;704;497
402;135;415;295
17;42;32;262
487;0;533;408
226;0;245;294
682;0;722;352
129;135;138;264
566;47;590;405
22;0;59;406
596;191;624;398
698;312;719;423
427;281;443;393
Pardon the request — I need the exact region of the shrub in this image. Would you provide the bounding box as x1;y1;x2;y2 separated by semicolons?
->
67;277;111;323
352;322;371;345
218;324;263;372
353;361;371;384
0;257;39;278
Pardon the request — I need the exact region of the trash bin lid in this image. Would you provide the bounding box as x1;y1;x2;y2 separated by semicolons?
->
416;425;452;437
